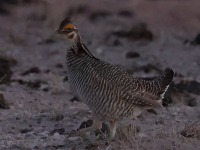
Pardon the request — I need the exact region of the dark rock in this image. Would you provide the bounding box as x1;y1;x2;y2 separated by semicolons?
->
70;96;80;102
12;79;25;85
189;34;200;45
21;67;40;76
36;118;42;124
0;93;9;109
162;95;173;107
26;80;44;89
34;146;39;149
78;119;93;130
162;81;199;107
9;145;30;150
15;117;20;120
113;39;122;46
89;11;112;22
0;0;17;15
13;79;47;89
63;76;68;82
118;10;133;17
42;88;49;92
113;23;153;41
85;143;99;149
186;97;197;107
53;114;65;121
0;5;9;15
175;80;200;95
126;52;140;59
50;128;65;135
20;128;33;133
52;145;65;149
55;63;63;69
0;56;17;84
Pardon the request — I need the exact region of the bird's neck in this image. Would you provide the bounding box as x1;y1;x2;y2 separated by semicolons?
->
70;34;96;59
71;34;82;50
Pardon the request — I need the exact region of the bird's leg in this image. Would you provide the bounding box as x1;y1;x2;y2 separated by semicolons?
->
109;120;117;138
76;119;102;136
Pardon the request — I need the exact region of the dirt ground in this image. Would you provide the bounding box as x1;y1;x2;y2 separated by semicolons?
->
0;0;200;149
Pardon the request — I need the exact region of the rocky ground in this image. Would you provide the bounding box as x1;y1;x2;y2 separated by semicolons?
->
0;0;200;149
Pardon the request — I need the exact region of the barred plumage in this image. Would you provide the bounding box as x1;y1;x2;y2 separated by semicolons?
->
57;18;174;137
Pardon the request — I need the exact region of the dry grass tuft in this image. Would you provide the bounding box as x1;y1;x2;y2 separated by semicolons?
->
0;93;9;109
116;124;141;141
181;121;200;139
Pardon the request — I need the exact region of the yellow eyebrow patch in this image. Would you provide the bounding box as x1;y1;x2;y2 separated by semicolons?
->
64;24;74;30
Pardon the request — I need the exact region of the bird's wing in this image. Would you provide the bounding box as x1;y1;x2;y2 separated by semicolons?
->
90;68;162;108
88;57;162;108
122;90;163;108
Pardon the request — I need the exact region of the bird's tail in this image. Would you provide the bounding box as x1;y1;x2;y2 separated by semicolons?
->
156;68;174;98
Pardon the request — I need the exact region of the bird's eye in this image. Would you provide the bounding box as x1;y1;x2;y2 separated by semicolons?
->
66;28;72;32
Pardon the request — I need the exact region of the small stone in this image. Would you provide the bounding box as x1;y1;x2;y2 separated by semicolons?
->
53;132;60;137
70;96;80;102
138;133;147;138
189;33;200;45
53;114;65;121
113;23;153;41
78;120;93;129
21;67;40;76
68;136;80;141
113;39;122;46
96;48;104;55
55;63;63;68
50;128;65;135
186;98;197;107
126;52;140;59
20;128;33;133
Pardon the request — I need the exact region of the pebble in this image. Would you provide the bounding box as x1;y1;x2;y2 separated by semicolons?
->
68;136;80;141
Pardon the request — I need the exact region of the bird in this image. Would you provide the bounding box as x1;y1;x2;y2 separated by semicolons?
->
56;18;174;138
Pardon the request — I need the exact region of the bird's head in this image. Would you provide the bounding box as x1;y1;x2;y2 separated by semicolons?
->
56;18;94;57
57;18;79;44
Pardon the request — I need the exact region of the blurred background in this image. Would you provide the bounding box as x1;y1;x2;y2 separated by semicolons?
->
0;0;200;149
